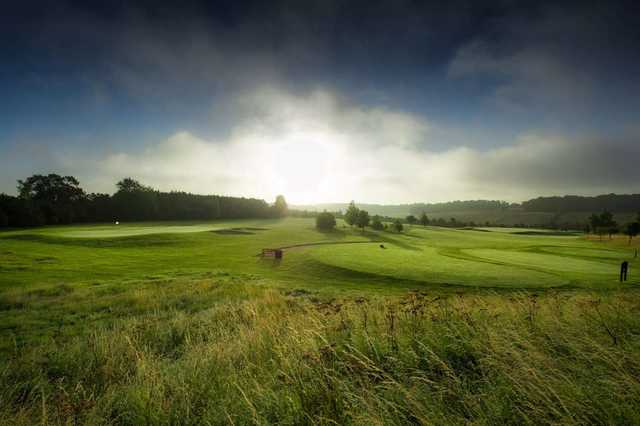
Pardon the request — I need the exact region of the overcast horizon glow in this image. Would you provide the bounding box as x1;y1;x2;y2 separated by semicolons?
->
2;1;639;204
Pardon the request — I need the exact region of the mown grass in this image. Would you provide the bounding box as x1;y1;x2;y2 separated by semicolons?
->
2;219;640;424
1;218;638;293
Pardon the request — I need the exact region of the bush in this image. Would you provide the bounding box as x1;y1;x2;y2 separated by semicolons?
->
371;216;384;230
316;212;336;231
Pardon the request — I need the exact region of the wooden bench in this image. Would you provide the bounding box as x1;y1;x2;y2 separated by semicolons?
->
262;248;283;259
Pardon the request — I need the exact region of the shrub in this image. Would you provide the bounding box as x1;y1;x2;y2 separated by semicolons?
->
371;216;384;230
316;212;336;231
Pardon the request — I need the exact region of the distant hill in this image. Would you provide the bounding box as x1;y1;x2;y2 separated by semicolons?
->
290;203;414;218
521;194;640;212
292;194;640;227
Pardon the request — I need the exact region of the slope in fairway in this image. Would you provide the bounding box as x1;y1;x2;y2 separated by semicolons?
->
304;225;638;289
32;221;272;238
308;244;567;288
1;219;638;292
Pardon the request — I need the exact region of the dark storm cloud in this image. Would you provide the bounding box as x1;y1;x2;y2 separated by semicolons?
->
1;0;639;201
459;134;640;199
449;1;640;123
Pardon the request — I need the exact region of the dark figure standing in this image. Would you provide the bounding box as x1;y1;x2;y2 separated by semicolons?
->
620;261;629;282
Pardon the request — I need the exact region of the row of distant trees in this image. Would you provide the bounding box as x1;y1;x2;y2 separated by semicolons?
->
405;195;640;215
315;202;640;243
588;210;640;243
315;201;512;232
0;174;288;227
316;202;412;233
523;194;640;213
408;200;511;215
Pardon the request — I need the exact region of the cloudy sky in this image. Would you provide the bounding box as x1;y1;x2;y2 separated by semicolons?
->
2;0;639;204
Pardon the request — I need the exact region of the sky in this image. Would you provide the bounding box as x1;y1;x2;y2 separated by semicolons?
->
2;0;640;204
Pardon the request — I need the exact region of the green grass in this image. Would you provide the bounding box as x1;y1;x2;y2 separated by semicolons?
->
1;218;640;424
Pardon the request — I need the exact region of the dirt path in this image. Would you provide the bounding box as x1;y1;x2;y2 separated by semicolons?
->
257;240;383;256
278;240;383;250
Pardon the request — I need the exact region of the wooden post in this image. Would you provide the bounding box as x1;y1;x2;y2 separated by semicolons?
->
620;261;628;282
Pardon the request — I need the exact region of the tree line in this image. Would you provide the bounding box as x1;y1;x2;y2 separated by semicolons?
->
588;210;640;243
0;174;287;227
315;201;507;233
522;194;640;213
408;200;511;215
315;202;640;243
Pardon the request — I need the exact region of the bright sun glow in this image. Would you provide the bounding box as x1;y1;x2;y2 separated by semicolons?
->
269;134;342;204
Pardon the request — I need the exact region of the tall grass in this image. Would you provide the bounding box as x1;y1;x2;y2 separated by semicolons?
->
2;284;640;425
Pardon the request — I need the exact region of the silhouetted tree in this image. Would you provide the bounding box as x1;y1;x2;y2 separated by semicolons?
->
406;215;417;227
115;177;152;193
112;178;158;221
316;211;336;231
17;174;85;224
3;174;276;227
0;208;7;227
589;210;618;240
624;221;640;244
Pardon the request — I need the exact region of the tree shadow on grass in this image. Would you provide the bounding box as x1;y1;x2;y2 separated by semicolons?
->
316;228;349;240
360;230;423;251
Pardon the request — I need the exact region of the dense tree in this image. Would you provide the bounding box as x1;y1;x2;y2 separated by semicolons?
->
406;215;417;227
355;209;370;231
344;201;359;227
600;211;617;239
17;174;85;224
0;208;7;227
393;219;403;233
624;222;640;244
273;195;288;218
115;178;152;193
409;200;509;215
112;178;158;221
522;194;640;213
315;211;336;231
2;174;275;227
590;210;617;240
371;215;384;230
419;212;429;227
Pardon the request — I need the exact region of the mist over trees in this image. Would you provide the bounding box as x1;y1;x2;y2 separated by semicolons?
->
522;194;640;213
0;174;283;227
273;195;288;218
409;200;510;215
